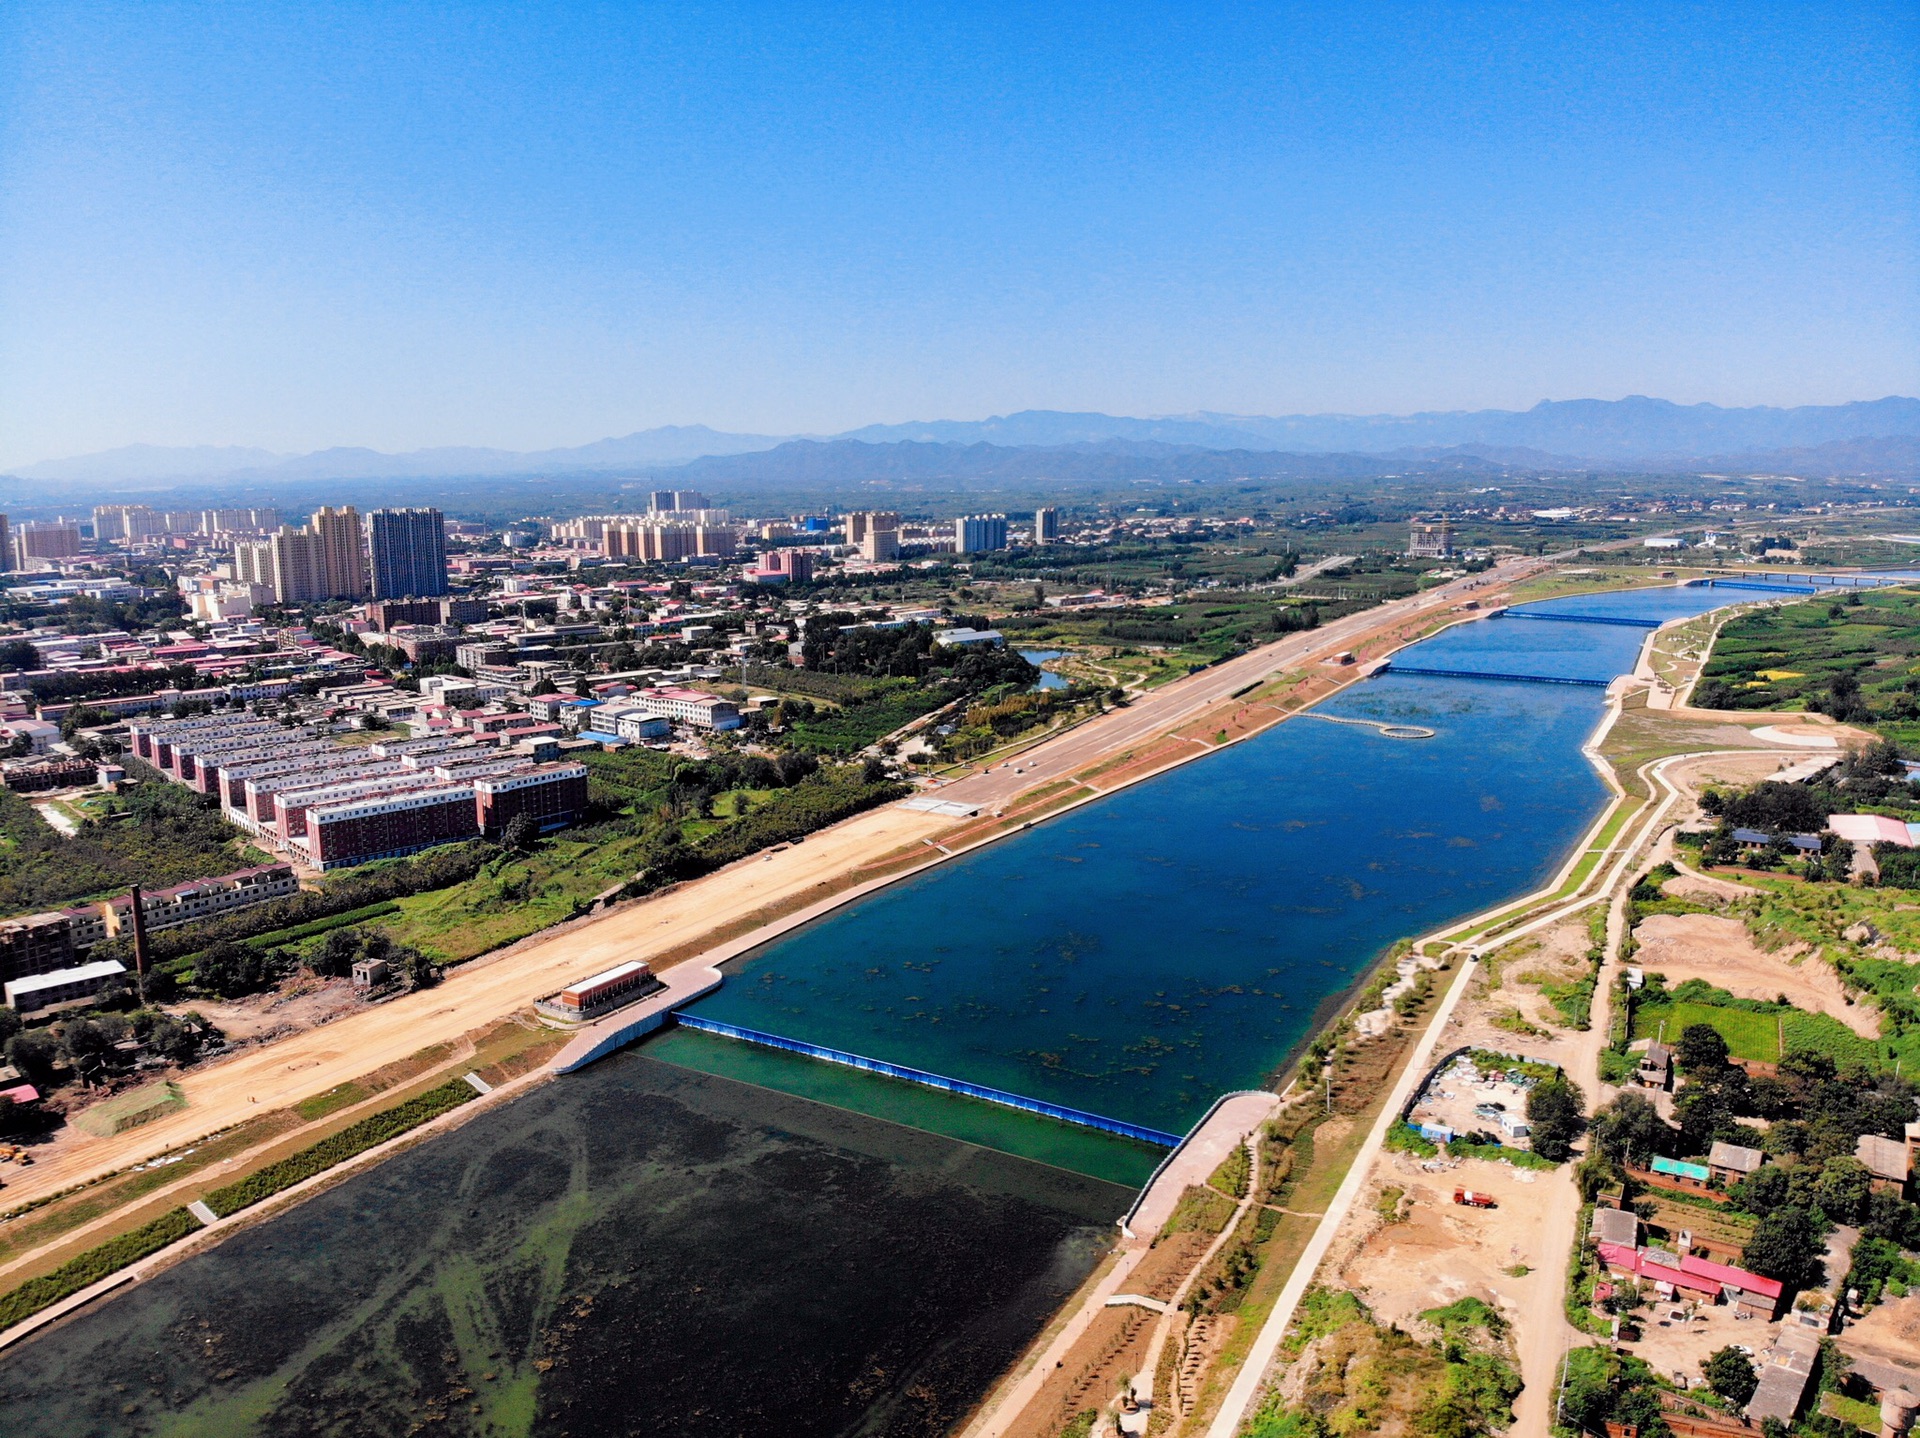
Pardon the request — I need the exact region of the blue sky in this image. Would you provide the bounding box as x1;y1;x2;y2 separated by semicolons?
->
1;3;1914;465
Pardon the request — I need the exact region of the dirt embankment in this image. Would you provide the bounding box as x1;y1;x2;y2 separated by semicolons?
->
1631;912;1879;1037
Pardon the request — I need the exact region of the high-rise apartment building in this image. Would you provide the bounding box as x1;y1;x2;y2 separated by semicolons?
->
93;504;166;543
844;511;901;546
648;489;711;513
605;521;736;562
0;515;10;573
1034;506;1060;542
311;506;369;601
954;514;1008;554
13;522;82;567
366;508;449;598
860;528;900;562
200;508;280;536
252;506;369;604
232;540;273;589
266;528;325;604
607;523;691;562
749;548;815;584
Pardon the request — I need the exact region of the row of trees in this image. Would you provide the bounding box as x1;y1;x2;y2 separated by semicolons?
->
1699;741;1912;834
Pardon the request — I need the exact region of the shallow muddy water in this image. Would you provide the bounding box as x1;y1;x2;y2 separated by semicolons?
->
0;1057;1126;1438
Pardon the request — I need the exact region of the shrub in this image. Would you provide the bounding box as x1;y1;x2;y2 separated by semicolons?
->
1386;1121;1439;1158
0;1207;203;1329
202;1080;476;1218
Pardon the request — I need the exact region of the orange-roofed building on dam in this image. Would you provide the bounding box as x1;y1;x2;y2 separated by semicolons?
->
536;961;663;1025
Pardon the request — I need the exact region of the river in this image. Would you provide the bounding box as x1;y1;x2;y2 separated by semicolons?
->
679;584;1743;1137
0;581;1751;1436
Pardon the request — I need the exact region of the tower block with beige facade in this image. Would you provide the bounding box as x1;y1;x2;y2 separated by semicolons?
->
240;506;372;604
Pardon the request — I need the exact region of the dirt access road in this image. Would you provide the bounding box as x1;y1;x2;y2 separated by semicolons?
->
0;803;949;1213
942;557;1544;810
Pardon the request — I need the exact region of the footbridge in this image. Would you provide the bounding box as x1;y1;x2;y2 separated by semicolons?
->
1376;663;1612;689
1495;610;1662;629
674;1014;1184;1147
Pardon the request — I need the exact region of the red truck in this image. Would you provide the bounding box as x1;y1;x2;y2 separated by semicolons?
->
1453;1188;1497;1209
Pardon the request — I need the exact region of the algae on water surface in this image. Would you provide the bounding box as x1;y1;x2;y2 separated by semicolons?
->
0;1055;1124;1438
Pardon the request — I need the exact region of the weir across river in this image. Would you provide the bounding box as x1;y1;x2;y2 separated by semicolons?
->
1494;610;1662;629
1693;579;1818;595
674;1013;1184;1147
1375;663;1612;688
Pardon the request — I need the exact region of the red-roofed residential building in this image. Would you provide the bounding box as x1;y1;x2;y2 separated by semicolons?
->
1595;1242;1784;1317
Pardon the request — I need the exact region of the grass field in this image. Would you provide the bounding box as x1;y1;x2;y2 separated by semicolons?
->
1503;568;1693;605
1632;1001;1782;1061
1631;999;1880;1068
386;831;652;960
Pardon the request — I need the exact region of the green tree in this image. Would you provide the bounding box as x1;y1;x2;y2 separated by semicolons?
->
500;813;540;853
1742;1206;1829;1292
1590;1092;1668;1166
1675;1023;1731;1073
403;946;439;990
1731;1162;1791;1214
61;1015;128;1073
5;1029;62;1085
1676;1075;1749;1156
1525;1074;1586;1163
1812;1155;1873;1226
1704;1346;1758;1406
311;928;363;979
192;942;270;999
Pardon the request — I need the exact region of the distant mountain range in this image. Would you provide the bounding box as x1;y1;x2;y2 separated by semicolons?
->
8;425;781;487
838;397;1920;461
10;397;1919;489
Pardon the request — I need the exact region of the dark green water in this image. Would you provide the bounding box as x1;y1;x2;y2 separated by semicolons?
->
0;1056;1126;1438
646;1025;1164;1186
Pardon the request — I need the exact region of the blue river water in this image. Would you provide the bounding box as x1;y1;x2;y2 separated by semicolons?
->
689;583;1746;1136
1019;649;1071;690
